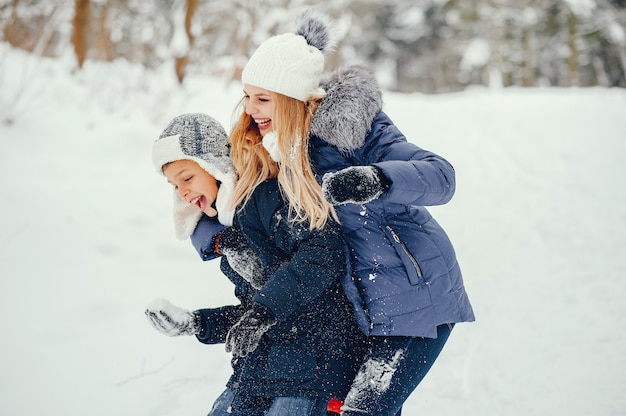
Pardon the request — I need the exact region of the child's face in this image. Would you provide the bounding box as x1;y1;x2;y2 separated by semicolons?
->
243;84;275;137
163;160;219;218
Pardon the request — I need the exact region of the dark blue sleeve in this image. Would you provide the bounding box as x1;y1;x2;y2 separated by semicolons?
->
195;305;246;344
195;257;255;344
190;214;225;261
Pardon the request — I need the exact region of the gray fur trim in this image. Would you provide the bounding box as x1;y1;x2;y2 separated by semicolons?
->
295;10;334;54
311;65;383;153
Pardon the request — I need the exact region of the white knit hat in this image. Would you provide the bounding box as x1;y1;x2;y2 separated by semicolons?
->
152;113;235;239
241;10;334;102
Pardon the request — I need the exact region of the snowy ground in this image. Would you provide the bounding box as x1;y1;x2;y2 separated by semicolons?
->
1;44;626;415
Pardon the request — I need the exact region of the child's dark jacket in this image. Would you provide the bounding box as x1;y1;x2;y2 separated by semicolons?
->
195;178;367;400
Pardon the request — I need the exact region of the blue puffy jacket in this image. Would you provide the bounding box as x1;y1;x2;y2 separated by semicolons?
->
310;111;474;338
304;66;475;338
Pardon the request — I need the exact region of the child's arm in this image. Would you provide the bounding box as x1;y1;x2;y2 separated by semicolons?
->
145;299;245;344
195;304;248;344
190;214;224;261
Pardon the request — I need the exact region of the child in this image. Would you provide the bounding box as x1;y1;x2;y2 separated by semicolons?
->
145;112;366;416
194;10;475;415
148;112;263;286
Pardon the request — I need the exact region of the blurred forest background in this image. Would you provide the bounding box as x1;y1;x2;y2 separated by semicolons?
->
1;0;625;93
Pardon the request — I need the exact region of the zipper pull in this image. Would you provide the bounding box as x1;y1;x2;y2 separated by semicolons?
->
386;225;400;243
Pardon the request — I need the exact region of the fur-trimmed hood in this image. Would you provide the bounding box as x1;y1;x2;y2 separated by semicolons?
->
310;65;383;153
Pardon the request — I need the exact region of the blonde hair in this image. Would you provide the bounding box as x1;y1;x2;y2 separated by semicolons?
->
229;91;337;230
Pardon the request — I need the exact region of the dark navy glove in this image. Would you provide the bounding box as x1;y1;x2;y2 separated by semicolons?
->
145;299;202;337
322;165;390;205
217;227;268;289
225;304;276;357
216;225;244;251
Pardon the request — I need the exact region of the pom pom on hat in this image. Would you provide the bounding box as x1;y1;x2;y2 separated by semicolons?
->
295;9;333;52
241;10;334;102
152;113;235;239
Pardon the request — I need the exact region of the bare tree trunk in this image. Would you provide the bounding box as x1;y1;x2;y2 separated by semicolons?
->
185;0;198;46
231;12;254;82
3;0;20;47
72;0;91;68
95;1;114;61
522;26;536;87
566;11;579;86
175;0;198;84
617;47;626;87
174;55;189;84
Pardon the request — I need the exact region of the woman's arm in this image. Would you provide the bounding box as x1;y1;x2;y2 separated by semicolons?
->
326;112;457;207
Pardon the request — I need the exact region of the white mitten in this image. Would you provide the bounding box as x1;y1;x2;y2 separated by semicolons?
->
145;299;201;337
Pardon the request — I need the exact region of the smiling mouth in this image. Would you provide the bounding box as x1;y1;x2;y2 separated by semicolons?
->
190;195;204;209
255;118;271;128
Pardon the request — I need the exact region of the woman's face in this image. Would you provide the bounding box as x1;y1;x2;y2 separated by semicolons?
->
243;84;275;137
163;159;219;218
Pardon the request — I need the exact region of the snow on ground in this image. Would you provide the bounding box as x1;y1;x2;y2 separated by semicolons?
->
1;44;626;415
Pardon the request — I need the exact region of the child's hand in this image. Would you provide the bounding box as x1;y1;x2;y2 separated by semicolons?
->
225;304;276;357
218;227;268;289
145;299;202;337
321;165;390;205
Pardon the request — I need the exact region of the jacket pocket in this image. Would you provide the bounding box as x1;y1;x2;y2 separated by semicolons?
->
384;225;423;285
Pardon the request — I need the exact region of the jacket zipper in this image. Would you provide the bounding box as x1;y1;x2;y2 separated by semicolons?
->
386;225;423;278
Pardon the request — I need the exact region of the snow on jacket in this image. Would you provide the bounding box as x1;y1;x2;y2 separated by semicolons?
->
196;178;368;400
309;66;475;338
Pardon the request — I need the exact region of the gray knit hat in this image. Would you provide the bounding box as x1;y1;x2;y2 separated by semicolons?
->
152;113;235;239
241;10;334;102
